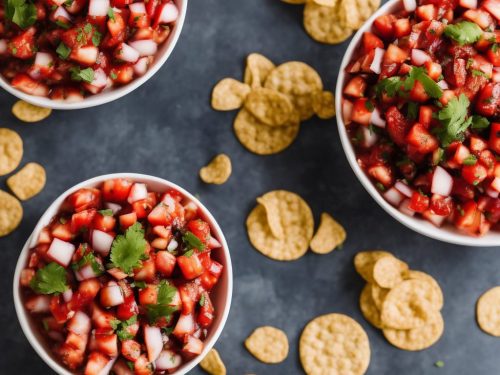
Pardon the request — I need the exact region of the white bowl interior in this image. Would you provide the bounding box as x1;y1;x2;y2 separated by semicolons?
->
335;0;500;247
13;173;233;375
0;0;188;110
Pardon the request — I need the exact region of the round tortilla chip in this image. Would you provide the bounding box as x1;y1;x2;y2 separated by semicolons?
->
244;87;294;126
211;78;251;111
7;162;46;201
312;90;336;119
256;195;285;239
246;190;314;261
310;212;346;254
300;313;370;375
234;108;300;155
244;53;276;89
303;2;353;45
360;284;384;329
381;279;442;330
405;270;444;311
0;128;23;176
476;286;500;337
0;190;23;237
372;256;409;289
12;100;52;123
354;250;393;284
264;61;323;121
245;326;289;364
371;284;390;310
199;154;232;185
199;348;226;375
342;0;381;30
383;313;444;351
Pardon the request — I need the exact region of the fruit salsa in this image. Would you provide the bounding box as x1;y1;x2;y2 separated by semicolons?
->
20;178;224;374
0;0;179;100
342;0;499;236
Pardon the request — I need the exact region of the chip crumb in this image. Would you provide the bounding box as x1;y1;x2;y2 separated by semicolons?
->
211;78;251;111
435;360;445;368
12;100;52;123
245;326;289;364
310;212;346;254
199;154;232;185
0;128;23;176
0;189;23;237
199;348;226;375
7;162;46;200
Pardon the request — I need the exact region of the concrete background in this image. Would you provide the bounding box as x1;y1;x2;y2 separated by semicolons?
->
0;0;499;374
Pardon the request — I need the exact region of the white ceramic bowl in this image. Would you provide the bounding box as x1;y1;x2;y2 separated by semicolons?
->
0;0;188;110
13;173;233;374
335;0;500;247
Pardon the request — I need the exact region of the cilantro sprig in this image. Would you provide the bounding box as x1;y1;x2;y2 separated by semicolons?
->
434;94;472;147
443;21;482;45
98;209;114;216
5;0;37;29
56;42;71;60
30;263;68;295
145;281;178;323
182;231;205;257
71;251;104;276
70;67;95;83
110;222;147;273
375;67;442;99
110;315;138;341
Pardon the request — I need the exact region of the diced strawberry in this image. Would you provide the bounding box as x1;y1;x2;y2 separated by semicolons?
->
489;123;500;154
406;123;439;154
384;44;408;64
462;163;488;185
102;178;133;203
20;268;35;287
430;194;453;216
416;4;437;21
182;335;204;357
71;209;97;234
121;339;141;361
373;14;397;39
179;281;202;314
8;27;36;59
409;191;430;213
155;250;176;276
138;284;158;306
133;257;156;282
177;253;204;280
11;73;49;97
84;351;110;375
133;354;153;375
350;98;372;126
362;32;384;53
67;188;101;213
463;9;494;29
385;106;411;146
343;76;367;98
94;332;118;357
117;294;139;321
197;291;214;328
470;135;488;154
173;313;195;338
455;200;481;234
394;18;411;37
93;211;116;232
368;164;394;187
92;303;116;330
482;0;500;21
475;83;500;117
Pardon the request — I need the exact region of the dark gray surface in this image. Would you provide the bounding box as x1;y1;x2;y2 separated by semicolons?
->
0;0;499;374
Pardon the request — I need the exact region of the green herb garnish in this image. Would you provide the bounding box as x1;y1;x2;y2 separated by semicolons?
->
434;94;472;147
30;262;68;295
56;42;71;60
444;21;482;45
5;0;37;29
110;222;147;273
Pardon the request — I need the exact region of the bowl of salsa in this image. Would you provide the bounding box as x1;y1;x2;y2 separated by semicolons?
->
0;0;187;109
336;0;500;246
13;173;232;374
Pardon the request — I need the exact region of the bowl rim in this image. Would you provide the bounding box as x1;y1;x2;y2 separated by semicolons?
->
12;172;233;375
0;0;188;110
335;0;500;247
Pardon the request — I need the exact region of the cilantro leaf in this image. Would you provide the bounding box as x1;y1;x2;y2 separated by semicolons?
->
182;231;205;252
71;252;104;275
199;294;205;307
110;222;147;273
98;209;114;216
111;315;138;341
145;304;177;324
407;102;418;121
107;7;115;21
92;30;102;47
463;155;477;165
407;67;443;99
471;115;490;130
435;94;472;147
157;280;177;305
30;262;68;294
444;21;482;45
434;360;445;368
472;69;488;78
375;76;403;98
5;0;37;29
56;42;71;60
145;281;178;323
70;67;95;83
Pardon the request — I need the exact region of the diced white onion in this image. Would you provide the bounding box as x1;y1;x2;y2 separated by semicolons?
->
370;107;386;128
104;202;122;214
384;187;405;206
47;238;76;267
394;181;414;198
88;0;110;17
411;49;431;66
128;40;157;57
370;47;385;74
403;0;417;11
128;183;148;203
431;166;453;196
155;350;182;370
92;230;114;256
